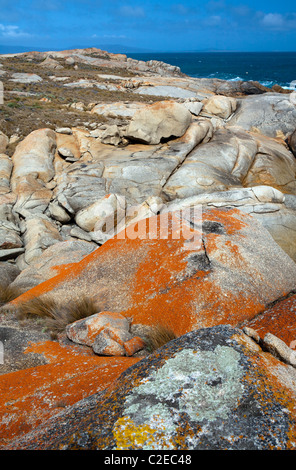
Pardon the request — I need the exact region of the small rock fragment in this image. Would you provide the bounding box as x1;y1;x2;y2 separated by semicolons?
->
92;329;126;356
263;332;296;367
124;336;146;356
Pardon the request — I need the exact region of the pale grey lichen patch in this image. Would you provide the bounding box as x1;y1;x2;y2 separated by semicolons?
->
121;345;244;439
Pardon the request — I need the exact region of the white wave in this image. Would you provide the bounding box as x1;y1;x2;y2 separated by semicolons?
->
260;81;274;87
228;76;244;82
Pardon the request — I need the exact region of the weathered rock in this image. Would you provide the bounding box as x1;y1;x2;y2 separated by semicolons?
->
0;262;20;287
0;154;12;193
66;311;130;347
203;95;237;119
262;332;296;367
242;326;261;344
183;99;203;116
55;127;72;135
125;101;192;145
0;223;23;250
134;85;198;99
21;217;62;265
11;208;296;337
11;129;56;187
54;161;106;213
10;73;43;83
57;147;75;159
6;325;296;450
0;203;22;252
227;93;296;138
101;121;213;206
0;247;24;261
100;125;122;146
91;102;146;119
39;56;64;69
0;336;139;447
69;226;93;242
244;294;296;347
47;201;71;223
162;185;296;261
12;174;53;217
287;129;296;157
123;336;146;356
0;327;50;375
242;133;296;194
162;126;296;201
92;329;126;356
0;132;9;154
75;193;126;234
9;239;97;292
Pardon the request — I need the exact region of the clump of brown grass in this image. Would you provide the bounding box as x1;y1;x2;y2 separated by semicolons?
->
17;295;100;339
0;285;24;307
144;324;177;352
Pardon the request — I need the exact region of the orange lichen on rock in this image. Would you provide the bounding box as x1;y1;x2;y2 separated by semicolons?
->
8;207;296;340
0;339;139;446
244;351;296;449
123;336;146;356
245;294;296;346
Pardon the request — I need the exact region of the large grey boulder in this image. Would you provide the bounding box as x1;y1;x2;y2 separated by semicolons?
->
125;100;192;144
227;93;296;138
162;126;296;201
20;216;62;266
10;239;97;292
53;161;106;213
203;95;237;119
11;129;56;192
103;121;213;205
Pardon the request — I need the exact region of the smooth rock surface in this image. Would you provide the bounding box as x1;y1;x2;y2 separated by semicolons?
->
227;93;296;138
203;95;237;119
125;101;192;144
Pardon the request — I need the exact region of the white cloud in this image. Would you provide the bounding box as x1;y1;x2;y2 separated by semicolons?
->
261;13;296;31
171;4;190;15
103;34;127;39
119;6;145;18
204;15;222;26
232;5;251;17
0;24;31;38
262;13;285;29
92;33;127;39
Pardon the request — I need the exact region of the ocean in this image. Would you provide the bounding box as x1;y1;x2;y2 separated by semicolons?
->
127;52;296;90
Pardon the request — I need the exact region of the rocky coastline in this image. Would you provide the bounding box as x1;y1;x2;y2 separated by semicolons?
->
0;47;296;450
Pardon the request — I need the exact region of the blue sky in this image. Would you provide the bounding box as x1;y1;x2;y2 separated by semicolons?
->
0;0;296;52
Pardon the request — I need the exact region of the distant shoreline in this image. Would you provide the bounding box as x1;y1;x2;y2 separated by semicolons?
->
1;47;295;89
1;45;296;54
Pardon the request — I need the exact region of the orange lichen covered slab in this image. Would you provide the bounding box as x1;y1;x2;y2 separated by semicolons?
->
10;208;296;337
0;339;139;446
5;325;296;450
245;294;296;347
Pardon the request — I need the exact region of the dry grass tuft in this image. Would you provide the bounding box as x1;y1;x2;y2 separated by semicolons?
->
17;295;100;339
144;324;177;352
17;295;59;320
0;285;25;307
